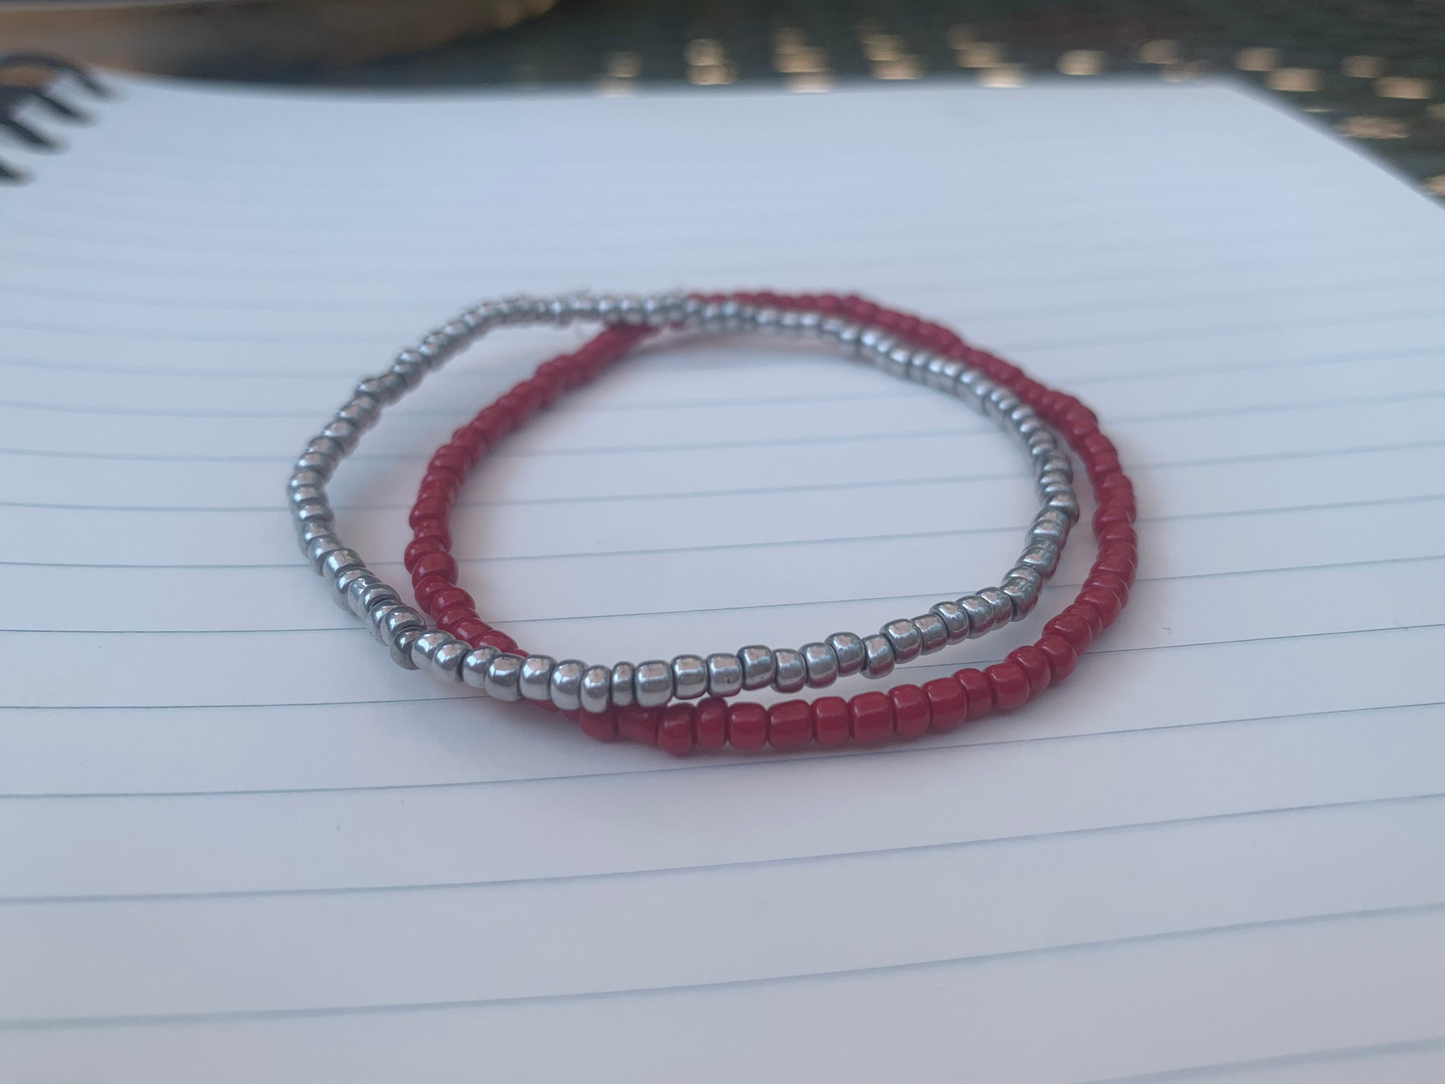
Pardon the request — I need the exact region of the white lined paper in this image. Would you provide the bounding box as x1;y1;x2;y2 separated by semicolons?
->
1;73;1444;1082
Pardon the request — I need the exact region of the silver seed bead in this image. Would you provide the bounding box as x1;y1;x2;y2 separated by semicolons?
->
294;501;334;532
354;377;392;404
289;469;324;492
1018;541;1060;578
801;642;839;688
461;645;501;691
320;418;360;453
738;645;776;690
383;605;426;643
861;634;896;679
305;534;344;573
351;579;398;620
304;436;343;460
772;648;807;693
390;626;425;669
1001;576;1041;620
882;618;923;663
320;548;362;581
1007;565;1044;592
913;612;949;654
705;653;743;698
432;640;469;684
580;665;613;713
957;594;999;638
485;654;525;700
518;655;557;702
369;602;403;644
930;601;971;643
410;630;454;672
335;397;379;432
288;484;323;508
884;344;913;378
389;360;424;388
610;662;636;708
1031;511;1070;544
671;655;707;700
1040;452;1073;479
293;452;334;480
826;632;866;676
926;357;964;392
334;567;373;611
978;587;1015;627
1046;493;1081;521
634;660;673;707
550;660;586;711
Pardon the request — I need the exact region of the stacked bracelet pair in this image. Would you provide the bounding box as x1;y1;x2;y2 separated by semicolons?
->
291;290;1137;754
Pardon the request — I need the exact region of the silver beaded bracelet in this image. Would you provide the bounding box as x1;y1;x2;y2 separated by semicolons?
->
291;292;1078;711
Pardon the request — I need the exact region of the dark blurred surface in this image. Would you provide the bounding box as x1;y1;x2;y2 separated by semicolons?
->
4;0;1443;198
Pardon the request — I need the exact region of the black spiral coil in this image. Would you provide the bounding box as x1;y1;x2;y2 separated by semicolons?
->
0;53;109;183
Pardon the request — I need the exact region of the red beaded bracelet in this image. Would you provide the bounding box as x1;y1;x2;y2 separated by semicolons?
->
404;292;1136;755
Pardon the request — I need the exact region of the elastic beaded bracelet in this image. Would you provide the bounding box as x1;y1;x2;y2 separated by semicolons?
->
292;291;1075;685
403;293;1135;752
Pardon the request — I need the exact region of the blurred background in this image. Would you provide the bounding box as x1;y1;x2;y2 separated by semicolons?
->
2;0;1442;199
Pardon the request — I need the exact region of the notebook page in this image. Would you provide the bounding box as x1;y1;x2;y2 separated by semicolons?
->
1;73;1444;1082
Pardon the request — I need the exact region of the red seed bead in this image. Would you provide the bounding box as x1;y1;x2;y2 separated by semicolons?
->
1068;600;1106;641
728;702;768;751
1096;472;1134;500
410;550;458;586
695;698;728;750
1088;570;1131;605
850;691;894;744
412;519;452;547
954;668;994;719
413;574;455;615
986;662;1031;712
404;537;448;574
923;678;968;731
431;444;471;472
436;605;477;637
1088;452;1121;476
768;700;814;750
1008;645;1052;699
478;631;518;653
1093;505;1135;535
578;706;617;742
889;684;931;738
617;704;661;745
409;497;451;529
1078;586;1123;628
1036;634;1078;682
417;476;458;502
427;586;475;616
452;618;492;646
812;696;850;745
450;427;487;462
1098;523;1137;549
1043;610;1095;654
658;703;697;756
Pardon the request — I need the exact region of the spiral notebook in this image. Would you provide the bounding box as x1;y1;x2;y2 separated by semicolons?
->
2;63;1445;1083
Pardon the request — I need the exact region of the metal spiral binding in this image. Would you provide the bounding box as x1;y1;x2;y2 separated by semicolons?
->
0;54;109;183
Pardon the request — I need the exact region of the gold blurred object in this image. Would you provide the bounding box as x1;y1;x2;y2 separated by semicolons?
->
0;0;556;76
